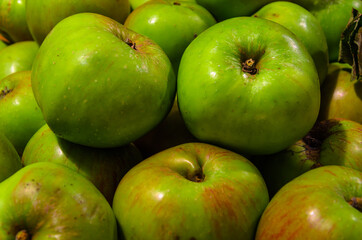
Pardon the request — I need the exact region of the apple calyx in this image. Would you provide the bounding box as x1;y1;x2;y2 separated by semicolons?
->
242;58;258;75
125;38;137;50
0;86;13;100
187;170;205;182
15;230;30;240
173;2;181;6
348;197;362;212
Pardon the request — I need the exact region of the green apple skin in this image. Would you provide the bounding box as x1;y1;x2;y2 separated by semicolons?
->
0;41;38;80
113;142;269;240
255;165;362;239
254;118;362;196
253;1;329;84
0;0;32;42
130;0;196;10
177;17;320;156
319;63;362;124
0;134;21;182
31;13;176;148
292;0;362;62
125;0;216;72
0;41;6;50
0;162;117;239
26;0;130;44
22;124;143;204
0;71;45;155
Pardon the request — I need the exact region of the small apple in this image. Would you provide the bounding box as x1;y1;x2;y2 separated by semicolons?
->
177;17;320;155
26;0;131;44
0;71;45;155
31;13;176;148
0;162;118;239
113;142;269;240
0;134;21;182
22;124;143;204
255;165;362;239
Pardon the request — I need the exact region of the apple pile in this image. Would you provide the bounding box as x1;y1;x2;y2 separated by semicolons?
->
0;0;361;239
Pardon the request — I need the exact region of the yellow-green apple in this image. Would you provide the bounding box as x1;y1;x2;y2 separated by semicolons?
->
0;162;118;239
26;0;131;44
0;134;21;182
177;17;320;155
124;0;216;72
31;13;176;148
255;165;362;239
0;71;45;155
113;142;269;240
22;124;143;203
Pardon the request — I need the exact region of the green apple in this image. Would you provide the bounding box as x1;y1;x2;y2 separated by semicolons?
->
22;124;143;204
0;71;45;155
0;134;21;182
0;162;117;239
254;118;362;196
255;165;362;239
253;1;329;84
125;0;216;72
130;0;195;10
31;13;176;148
0;41;38;80
26;0;131;44
113;142;269;240
177;17;320;155
0;0;32;42
0;41;6;50
319;63;362;123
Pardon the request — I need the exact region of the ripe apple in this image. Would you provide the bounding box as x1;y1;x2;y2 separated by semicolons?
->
0;0;32;42
22;124;143;204
0;41;38;80
113;142;269;240
177;17;320;155
26;0;131;44
253;118;362;196
124;0;216;72
255;165;362;239
0;134;21;182
252;1;329;84
31;13;176;148
0;71;45;155
0;162;118;239
0;41;6;50
318;63;362;124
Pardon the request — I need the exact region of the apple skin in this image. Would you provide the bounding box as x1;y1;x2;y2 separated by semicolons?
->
318;62;362;124
0;134;21;183
22;124;144;204
113;142;269;240
130;0;196;10
253;1;329;84
124;0;216;72
31;13;176;148
253;118;362;196
0;41;38;80
255;165;362;239
0;71;45;155
0;162;118;239
0;0;32;42
0;41;6;50
177;17;320;155
26;0;130;44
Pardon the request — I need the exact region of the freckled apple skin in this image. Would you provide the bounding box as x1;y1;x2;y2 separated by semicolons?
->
0;162;118;240
31;13;176;148
177;17;320;155
0;134;21;183
113;142;269;240
255;165;362;240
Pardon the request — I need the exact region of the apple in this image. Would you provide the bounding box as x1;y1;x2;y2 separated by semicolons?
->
0;71;45;155
253;118;362;196
113;142;269;240
26;0;131;44
319;63;362;123
31;13;176;148
0;0;33;42
0;134;21;182
129;0;195;10
177;17;320;155
0;162;118;239
255;165;362;239
0;41;6;50
252;1;329;84
22;124;143;204
124;0;217;72
0;41;38;80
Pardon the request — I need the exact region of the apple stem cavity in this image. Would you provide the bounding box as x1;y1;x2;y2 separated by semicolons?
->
15;230;30;240
348;197;362;212
125;39;137;50
173;2;181;6
188;171;205;183
242;58;258;75
0;86;13;100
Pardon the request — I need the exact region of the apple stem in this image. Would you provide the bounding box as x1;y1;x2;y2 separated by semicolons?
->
242;58;258;75
15;230;30;240
348;197;362;212
125;39;137;50
0;86;12;99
